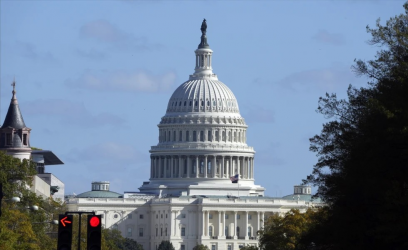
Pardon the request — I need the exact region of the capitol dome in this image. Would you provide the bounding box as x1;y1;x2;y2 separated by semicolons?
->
139;20;265;197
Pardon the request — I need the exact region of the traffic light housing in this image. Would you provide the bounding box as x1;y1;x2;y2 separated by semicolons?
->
87;215;102;250
57;214;73;250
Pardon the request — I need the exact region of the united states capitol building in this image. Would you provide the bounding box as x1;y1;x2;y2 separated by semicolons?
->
66;20;322;250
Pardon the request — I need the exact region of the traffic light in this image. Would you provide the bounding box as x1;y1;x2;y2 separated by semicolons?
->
87;215;102;250
57;214;73;250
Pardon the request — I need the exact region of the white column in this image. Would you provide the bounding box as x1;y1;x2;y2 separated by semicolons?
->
244;211;249;240
237;157;240;178
221;211;225;237
173;210;177;236
252;158;255;179
178;156;182;178
257;212;260;232
261;212;265;229
196;156;199;178
213;156;216;178
221;156;225;178
204;156;208;178
164;156;167;178
170;156;173;178
218;211;222;237
202;211;206;237
229;157;232;176
206;211;210;237
187;156;190;178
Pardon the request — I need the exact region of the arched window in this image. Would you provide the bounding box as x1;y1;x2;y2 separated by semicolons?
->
193;131;197;141
168;131;171;142
179;131;182;141
228;131;232;142
184;101;186;106
201;100;204;106
222;131;226;141
215;131;219;141
209;226;213;237
195;101;198;106
238;131;241;142
225;226;229;237
173;131;176;141
161;228;163;236
234;131;237;142
200;131;204;142
207;101;210;106
208;130;212;141
164;131;167;142
165;228;167;236
189;101;192;106
179;102;182;106
186;131;190;141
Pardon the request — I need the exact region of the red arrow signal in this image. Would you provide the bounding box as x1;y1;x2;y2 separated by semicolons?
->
60;216;72;227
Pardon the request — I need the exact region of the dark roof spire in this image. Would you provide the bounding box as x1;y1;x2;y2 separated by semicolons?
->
198;19;209;49
2;79;26;129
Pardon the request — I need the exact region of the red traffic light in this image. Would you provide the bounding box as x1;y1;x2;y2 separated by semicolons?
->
89;216;100;227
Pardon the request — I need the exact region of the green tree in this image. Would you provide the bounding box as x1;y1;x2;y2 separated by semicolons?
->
304;2;408;250
158;240;175;250
240;245;259;250
0;151;64;250
258;209;322;250
102;228;143;250
193;244;210;250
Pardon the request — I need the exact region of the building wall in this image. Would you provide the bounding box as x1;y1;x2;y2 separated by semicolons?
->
66;196;319;250
31;175;50;198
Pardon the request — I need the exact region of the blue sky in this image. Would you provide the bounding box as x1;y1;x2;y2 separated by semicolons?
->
1;0;406;197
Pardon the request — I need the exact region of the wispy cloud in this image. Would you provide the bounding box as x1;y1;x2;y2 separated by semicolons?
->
15;41;59;64
22;99;126;128
79;19;163;51
65;70;177;93
277;66;358;92
75;49;107;60
243;105;274;123
312;30;345;46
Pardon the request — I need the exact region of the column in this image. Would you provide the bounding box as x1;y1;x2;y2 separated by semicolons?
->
252;158;255;179
221;156;225;178
257;212;260;232
261;212;265;229
158;157;162;178
244;211;249;240
229;157;232;176
237;156;240;178
204;156;208;178
233;211;237;239
218;211;222;237
196;156;199;178
202;211;206;237
221;211;225;237
212;156;216;178
178;156;182;178
170;156;174;178
186;156;190;178
164;156;167;178
206;211;210;237
150;157;153;178
173;210;177;236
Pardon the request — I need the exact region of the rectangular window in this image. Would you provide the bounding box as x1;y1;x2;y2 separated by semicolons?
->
248;214;252;220
127;228;132;237
156;228;158;236
23;134;27;145
237;214;240;220
139;228;143;237
181;245;185;250
225;214;229;219
228;245;232;250
6;133;11;145
181;214;186;219
209;213;213;219
140;214;144;219
161;228;163;236
181;227;186;236
212;245;216;250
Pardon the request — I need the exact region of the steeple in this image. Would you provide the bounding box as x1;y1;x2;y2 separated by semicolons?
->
0;80;31;160
190;19;217;80
2;80;26;129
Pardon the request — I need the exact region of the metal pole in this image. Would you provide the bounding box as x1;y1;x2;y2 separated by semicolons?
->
78;214;82;250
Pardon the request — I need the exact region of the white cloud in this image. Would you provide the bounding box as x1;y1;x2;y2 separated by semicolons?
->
65;70;177;93
312;30;345;46
22;99;126;128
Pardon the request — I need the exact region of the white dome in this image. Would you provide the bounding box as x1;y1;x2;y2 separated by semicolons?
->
166;79;240;114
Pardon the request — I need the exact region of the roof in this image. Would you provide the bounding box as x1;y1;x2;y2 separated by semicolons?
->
76;190;122;198
2;89;26;129
31;150;64;165
281;194;322;203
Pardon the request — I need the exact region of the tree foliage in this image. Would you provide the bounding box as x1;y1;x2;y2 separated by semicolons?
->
0;151;65;250
258;209;324;250
103;229;143;250
193;244;210;250
304;2;408;250
158;241;175;250
240;245;259;250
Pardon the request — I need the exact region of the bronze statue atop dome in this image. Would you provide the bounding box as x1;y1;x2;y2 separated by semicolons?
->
201;19;207;35
198;19;209;48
